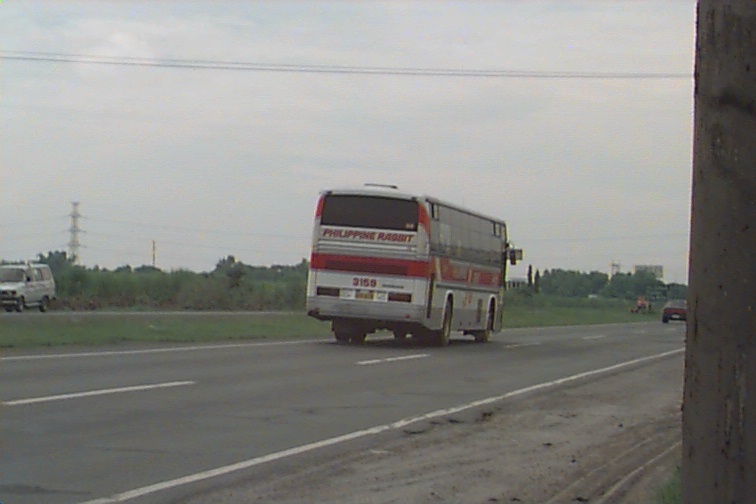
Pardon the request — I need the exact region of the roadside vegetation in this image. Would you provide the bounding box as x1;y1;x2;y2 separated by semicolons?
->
0;312;331;349
8;251;686;312
22;252;308;311
0;251;684;349
655;467;681;504
502;290;654;327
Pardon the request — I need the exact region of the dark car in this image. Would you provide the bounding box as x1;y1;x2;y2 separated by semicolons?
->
662;299;687;323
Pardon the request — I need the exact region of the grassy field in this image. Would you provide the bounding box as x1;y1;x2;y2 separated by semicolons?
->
502;293;655;327
502;306;653;327
0;296;659;350
0;312;332;349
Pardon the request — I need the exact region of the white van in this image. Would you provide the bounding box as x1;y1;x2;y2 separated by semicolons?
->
0;263;57;312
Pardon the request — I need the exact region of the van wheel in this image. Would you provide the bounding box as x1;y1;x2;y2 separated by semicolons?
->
39;297;49;313
15;297;25;313
350;333;367;345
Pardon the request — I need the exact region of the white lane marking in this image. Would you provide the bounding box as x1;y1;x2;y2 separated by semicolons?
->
358;354;429;366
502;322;653;333
0;340;321;362
76;347;684;504
2;381;194;406
504;342;542;349
582;335;607;340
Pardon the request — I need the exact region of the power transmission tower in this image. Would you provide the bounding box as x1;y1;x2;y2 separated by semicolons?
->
68;202;83;264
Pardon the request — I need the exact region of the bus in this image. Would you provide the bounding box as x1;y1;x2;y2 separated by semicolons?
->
306;185;522;346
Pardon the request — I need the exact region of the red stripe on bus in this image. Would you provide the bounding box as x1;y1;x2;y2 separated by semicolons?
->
436;257;502;287
314;195;325;218
311;254;431;278
417;203;430;232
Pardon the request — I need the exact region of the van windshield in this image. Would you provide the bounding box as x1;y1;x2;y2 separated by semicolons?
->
0;268;25;282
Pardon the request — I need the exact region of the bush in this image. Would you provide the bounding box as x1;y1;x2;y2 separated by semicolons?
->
39;254;309;311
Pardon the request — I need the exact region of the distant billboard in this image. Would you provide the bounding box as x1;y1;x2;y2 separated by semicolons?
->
634;265;664;279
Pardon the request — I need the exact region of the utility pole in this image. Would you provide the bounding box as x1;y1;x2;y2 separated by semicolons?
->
683;2;755;503
152;240;156;268
68;201;82;264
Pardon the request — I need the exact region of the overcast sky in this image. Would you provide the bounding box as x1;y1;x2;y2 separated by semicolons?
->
0;1;695;282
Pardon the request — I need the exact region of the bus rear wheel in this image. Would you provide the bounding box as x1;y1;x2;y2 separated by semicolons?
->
333;321;365;344
434;303;452;347
473;309;494;343
334;332;351;344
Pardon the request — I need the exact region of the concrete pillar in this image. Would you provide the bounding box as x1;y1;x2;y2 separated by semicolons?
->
683;1;756;503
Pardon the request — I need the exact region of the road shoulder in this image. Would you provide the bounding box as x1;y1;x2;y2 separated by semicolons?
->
184;354;683;504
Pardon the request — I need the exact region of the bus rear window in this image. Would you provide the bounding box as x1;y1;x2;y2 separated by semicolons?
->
320;195;418;231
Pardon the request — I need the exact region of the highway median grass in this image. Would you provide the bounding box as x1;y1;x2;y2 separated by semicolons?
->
0;295;660;350
0;312;333;349
502;291;654;327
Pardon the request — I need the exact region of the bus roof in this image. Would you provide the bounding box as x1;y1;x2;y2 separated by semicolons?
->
323;185;417;201
321;186;507;226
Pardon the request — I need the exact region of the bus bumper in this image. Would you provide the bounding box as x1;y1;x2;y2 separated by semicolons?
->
306;296;426;326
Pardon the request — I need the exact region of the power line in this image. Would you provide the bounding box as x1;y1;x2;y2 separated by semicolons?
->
85;232;307;252
524;232;689;243
0;50;693;79
85;218;305;239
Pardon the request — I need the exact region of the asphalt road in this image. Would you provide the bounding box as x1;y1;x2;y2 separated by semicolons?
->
0;321;685;504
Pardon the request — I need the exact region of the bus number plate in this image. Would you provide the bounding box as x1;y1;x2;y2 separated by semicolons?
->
353;277;377;288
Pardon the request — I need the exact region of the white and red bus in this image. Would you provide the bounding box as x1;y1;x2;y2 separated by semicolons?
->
306;185;522;346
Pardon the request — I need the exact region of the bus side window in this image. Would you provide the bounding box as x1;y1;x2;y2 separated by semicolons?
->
440;223;452;249
430;203;439;220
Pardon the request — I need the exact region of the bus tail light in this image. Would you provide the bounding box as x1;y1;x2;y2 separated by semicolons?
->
388;292;412;303
317;287;340;297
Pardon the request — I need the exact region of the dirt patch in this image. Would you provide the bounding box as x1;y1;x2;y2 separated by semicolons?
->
185;356;683;504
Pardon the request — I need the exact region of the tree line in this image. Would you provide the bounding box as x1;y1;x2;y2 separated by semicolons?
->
26;251;308;311
4;252;687;311
523;266;687;301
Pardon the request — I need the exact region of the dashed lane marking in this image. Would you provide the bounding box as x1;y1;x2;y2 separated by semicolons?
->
358;354;429;365
0;340;321;362
2;381;195;406
504;342;542;349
